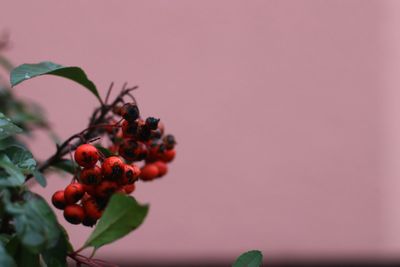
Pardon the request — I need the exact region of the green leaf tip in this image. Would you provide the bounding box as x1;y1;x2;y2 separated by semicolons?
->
10;61;101;102
233;250;263;267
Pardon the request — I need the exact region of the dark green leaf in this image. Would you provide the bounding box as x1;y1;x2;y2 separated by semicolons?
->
0;154;25;186
41;224;69;267
84;194;149;250
4;192;61;253
232;250;263;267
3;145;36;174
32;169;46;187
0;113;22;140
0;242;16;267
10;61;101;102
51;159;77;175
94;145;114;157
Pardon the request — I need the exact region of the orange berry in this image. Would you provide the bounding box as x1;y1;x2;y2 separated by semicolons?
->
80;166;102;185
140;164;159;181
154;161;168;177
101;156;124;180
95;181;118;198
121;164;141;184
64;204;85;224
74;144;99;168
51;190;66;210
64;183;85;204
123;184;136;194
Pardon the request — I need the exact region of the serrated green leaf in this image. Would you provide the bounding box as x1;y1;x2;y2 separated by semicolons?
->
4;192;61;253
3;145;36;174
84;194;149;250
51;159;77;175
232;250;263;267
0;242;16;267
10;61;101;102
0;154;25;186
0;113;22;140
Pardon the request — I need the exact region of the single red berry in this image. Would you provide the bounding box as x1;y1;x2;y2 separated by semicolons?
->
74;144;99;168
154;161;168;177
101;156;125;179
82;216;97;227
121;164;141;184
51;190;66;210
123;184;136;194
121;120;138;138
140;164;159;181
161;149;176;163
120;103;140;122
64;204;85;224
82;197;103;220
64;183;85;204
95;180;119;198
80;166;102;185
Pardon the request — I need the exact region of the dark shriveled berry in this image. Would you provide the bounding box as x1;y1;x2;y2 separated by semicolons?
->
145;117;160;130
121;103;140;122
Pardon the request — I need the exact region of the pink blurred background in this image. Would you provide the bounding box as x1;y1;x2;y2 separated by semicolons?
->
3;0;400;263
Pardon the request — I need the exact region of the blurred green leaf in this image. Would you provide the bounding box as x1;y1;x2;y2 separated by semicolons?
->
51;159;77;175
0;242;16;267
3;145;36;174
32;169;46;187
10;61;101;102
84;194;149;250
0;112;22;140
232;250;263;267
0;154;25;186
95;145;114;157
4;192;61;253
41;224;69;267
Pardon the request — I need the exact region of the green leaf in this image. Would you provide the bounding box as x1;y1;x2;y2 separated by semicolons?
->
0;154;25;186
4;192;61;253
6;237;40;267
3;145;36;174
0;242;16;267
10;61;101;102
84;194;149;250
41;224;69;267
232;250;263;267
0;113;22;140
94;145;114;157
51;159;77;175
32;169;46;187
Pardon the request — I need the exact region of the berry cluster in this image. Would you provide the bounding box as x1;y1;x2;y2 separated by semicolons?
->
51;102;176;226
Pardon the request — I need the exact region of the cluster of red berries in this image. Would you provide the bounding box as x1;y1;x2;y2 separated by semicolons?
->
51;102;176;226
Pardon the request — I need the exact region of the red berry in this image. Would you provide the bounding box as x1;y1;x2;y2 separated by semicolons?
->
121;120;138;138
82;184;96;197
121;164;140;184
140;164;159;181
123;184;136;194
80;166;102;185
120;103;140;122
64;183;85;204
101;156;124;179
64;204;85;224
51;190;66;210
118;139;140;161
82;197;103;220
154;161;168;177
161;149;176;163
95;181;119;198
74;144;99;168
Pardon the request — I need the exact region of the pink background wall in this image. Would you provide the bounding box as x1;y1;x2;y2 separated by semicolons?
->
1;0;400;262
